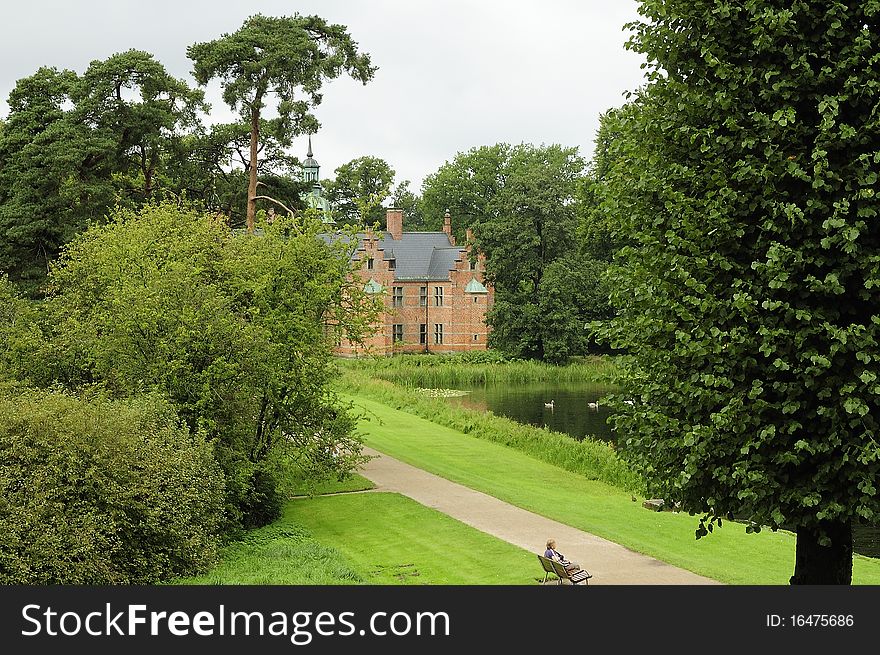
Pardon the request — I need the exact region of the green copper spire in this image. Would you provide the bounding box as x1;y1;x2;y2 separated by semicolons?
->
301;136;333;224
302;136;319;181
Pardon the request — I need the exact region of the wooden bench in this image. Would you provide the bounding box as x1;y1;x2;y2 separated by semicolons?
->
537;555;592;585
538;555;558;584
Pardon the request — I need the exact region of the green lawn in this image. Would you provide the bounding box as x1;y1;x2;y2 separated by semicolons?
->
288;492;537;584
175;491;539;585
343;393;880;585
286;472;376;497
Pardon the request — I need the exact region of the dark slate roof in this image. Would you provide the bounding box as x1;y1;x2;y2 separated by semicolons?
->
427;247;463;280
319;231;464;281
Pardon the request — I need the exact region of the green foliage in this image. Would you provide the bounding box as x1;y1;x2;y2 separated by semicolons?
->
538;257;614;360
421;143;510;235
0;67;113;294
3;203;379;532
0;386;225;584
595;0;880;579
389;180;427;229
324;156;395;226
188;14;375;127
0;54;206;295
74;49;206;204
421;143;593;362
339;352;618;387
164;122;309;229
187;13;375;230
577;106;643;263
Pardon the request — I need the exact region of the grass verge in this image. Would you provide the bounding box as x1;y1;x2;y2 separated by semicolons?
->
337;353;619;387
174;492;538;585
337;369;642;493
342;393;880;585
286;472;376;497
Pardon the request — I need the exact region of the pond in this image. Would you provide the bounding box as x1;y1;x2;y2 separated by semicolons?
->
442;381;617;442
433;380;879;560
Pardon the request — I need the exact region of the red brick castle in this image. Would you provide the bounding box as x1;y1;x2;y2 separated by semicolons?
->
304;140;493;356
335;207;493;356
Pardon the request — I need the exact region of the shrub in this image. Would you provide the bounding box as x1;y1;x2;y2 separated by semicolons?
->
3;204;377;533
0;386;225;584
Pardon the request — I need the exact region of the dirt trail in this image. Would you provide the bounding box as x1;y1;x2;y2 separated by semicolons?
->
359;447;721;585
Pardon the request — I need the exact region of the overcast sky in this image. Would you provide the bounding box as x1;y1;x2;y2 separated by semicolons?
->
0;0;648;191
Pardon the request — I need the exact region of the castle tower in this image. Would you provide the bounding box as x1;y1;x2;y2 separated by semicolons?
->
301;136;333;224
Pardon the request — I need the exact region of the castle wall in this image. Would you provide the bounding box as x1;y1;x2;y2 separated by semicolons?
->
334;225;493;357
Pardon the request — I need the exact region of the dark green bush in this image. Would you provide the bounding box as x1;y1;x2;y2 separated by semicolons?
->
0;386;226;584
10;204;373;533
239;465;284;530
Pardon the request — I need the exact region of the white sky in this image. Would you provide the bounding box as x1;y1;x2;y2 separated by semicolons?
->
0;0;648;191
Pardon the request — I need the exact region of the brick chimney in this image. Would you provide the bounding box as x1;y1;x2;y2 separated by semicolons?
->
386;207;403;240
465;227;474;243
443;210;455;245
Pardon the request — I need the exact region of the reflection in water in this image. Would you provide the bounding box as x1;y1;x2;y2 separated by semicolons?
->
444;382;616;443
435;381;879;560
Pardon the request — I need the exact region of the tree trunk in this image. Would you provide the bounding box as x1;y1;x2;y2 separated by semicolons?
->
144;165;153;199
139;146;152;199
789;520;852;585
246;100;261;233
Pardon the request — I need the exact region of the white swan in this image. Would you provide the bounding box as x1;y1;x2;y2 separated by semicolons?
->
544;400;555;409
587;401;599;410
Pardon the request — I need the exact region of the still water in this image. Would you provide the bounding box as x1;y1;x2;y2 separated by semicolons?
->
443;382;617;442
437;381;879;560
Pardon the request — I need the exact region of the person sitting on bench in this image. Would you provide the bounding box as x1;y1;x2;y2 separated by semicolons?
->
544;538;581;572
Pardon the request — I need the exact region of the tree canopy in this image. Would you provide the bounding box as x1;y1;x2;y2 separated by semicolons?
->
597;0;880;584
0;54;205;295
324;155;395;226
389;179;427;230
2;203;379;531
74;49;206;202
422;143;590;362
187;13;376;232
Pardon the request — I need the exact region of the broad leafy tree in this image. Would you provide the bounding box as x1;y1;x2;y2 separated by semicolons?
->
324;155;395;226
389;179;427;230
421;143;510;236
187;13;376;232
577;107;641;263
423;143;587;362
597;0;880;584
6;203;379;531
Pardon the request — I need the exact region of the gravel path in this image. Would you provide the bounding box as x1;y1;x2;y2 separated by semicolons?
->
359;447;721;585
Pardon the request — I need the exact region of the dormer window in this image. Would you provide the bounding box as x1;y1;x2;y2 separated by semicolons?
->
388;258;396;270
366;257;374;270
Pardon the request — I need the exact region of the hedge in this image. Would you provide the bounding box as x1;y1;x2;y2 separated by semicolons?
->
0;386;225;584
